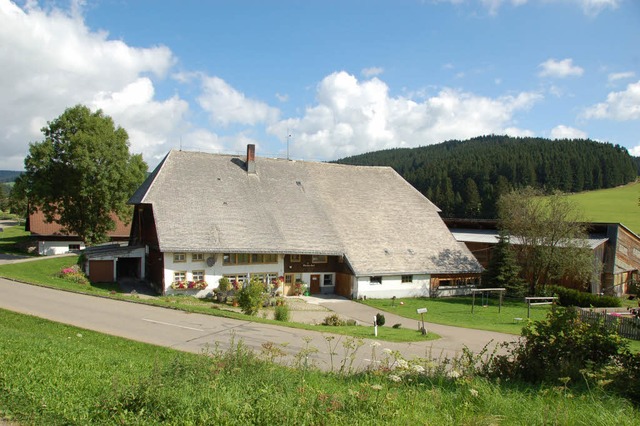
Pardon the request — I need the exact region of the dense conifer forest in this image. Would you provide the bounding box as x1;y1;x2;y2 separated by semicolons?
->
336;135;638;218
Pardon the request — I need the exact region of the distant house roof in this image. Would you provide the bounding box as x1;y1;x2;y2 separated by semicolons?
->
129;149;482;276
26;208;131;238
450;228;609;250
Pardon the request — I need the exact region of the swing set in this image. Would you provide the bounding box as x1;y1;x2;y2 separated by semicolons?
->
470;288;506;314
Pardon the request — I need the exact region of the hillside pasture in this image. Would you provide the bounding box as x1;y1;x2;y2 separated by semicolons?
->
562;181;640;234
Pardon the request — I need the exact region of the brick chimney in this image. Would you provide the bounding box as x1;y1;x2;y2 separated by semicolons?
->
246;144;256;174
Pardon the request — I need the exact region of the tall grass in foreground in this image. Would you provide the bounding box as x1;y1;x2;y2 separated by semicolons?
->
0;309;637;425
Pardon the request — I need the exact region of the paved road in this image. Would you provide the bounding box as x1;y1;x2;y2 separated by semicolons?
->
0;278;517;371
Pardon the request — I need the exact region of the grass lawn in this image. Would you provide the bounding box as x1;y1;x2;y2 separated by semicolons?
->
0;225;33;255
557;181;640;233
1;308;637;426
362;295;552;335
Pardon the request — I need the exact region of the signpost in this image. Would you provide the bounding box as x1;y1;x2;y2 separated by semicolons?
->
417;307;427;335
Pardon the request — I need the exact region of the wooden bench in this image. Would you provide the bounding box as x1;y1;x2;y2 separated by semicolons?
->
525;296;557;318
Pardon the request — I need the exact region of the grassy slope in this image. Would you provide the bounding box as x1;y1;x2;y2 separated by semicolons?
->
564;181;640;233
1;308;637;425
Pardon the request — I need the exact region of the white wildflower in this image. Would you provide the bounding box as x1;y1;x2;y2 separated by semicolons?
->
396;359;409;369
412;364;425;373
370;341;381;348
469;388;479;397
447;370;461;379
388;374;402;383
383;348;393;354
371;384;383;391
76;333;83;338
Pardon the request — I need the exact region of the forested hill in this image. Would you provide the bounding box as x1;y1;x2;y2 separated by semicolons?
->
0;171;21;183
336;136;638;219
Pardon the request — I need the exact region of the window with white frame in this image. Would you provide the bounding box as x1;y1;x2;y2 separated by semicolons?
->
290;254;301;262
370;276;382;285
192;270;205;281
192;253;204;262
173;253;186;263
173;271;186;282
223;274;247;288
323;274;333;286
401;275;413;283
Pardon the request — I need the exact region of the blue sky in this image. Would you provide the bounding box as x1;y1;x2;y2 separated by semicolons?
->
1;0;638;170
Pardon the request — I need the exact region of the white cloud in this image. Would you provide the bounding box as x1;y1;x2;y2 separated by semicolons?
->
629;144;640;156
435;0;619;16
550;125;588;139
91;78;190;160
275;92;289;102
0;0;178;170
538;58;584;78
197;75;280;126
577;0;621;16
583;81;640;121
268;71;542;160
362;67;384;78
608;71;635;84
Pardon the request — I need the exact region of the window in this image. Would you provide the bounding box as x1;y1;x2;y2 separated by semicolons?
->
192;270;205;281
223;253;278;265
173;271;186;282
401;275;413;283
323;274;333;286
370;276;382;285
224;274;247;288
192;253;204;262
311;255;327;263
68;244;81;250
250;272;278;284
290;254;301;262
173;253;186;263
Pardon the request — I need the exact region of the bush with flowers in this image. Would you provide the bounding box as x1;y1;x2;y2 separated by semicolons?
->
58;265;90;285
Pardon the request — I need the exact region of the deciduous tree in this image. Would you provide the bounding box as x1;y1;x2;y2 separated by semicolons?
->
497;187;596;295
23;105;147;245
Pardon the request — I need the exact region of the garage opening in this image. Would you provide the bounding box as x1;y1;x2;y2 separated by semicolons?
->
117;257;140;280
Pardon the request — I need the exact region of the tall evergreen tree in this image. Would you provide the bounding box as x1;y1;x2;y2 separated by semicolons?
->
481;234;526;297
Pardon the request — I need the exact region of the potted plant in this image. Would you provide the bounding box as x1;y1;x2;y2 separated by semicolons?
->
294;279;305;296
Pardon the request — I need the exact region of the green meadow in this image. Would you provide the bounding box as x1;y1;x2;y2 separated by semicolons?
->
562;181;640;233
1;308;638;425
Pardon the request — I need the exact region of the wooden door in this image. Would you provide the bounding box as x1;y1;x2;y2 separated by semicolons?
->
284;273;295;296
310;274;321;294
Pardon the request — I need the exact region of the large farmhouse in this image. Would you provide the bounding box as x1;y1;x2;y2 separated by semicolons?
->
126;145;481;298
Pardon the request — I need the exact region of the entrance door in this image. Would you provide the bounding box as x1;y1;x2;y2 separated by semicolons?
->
284;273;295;296
310;274;321;294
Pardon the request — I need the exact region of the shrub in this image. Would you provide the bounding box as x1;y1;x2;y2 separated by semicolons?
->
58;265;90;285
375;313;386;326
217;276;231;293
322;314;345;326
548;285;621;308
484;307;627;383
274;304;290;322
237;277;265;316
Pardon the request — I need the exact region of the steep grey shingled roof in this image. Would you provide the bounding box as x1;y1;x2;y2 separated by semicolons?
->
129;150;481;276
